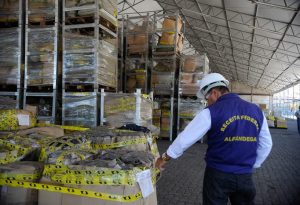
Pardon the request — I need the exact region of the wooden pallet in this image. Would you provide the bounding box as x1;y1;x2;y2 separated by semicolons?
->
26;84;54;92
28;15;55;27
0;18;19;28
0;84;18;92
64;83;117;92
65;14;117;32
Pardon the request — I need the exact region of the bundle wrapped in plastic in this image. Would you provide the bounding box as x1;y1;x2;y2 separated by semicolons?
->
28;30;55;52
104;93;152;128
65;0;117;17
78;149;154;170
64;31;95;50
64;95;97;127
0;109;37;131
0;135;37;164
0;0;20;11
179;99;204;117
47;149;95;165
0;161;44;205
85;126;149;151
98;52;117;88
0;96;17;109
64;53;95;73
0;144;19;164
28;0;55;10
0;29;19;55
39;135;92;162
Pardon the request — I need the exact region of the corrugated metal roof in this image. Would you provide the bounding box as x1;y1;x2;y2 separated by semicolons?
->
118;0;300;93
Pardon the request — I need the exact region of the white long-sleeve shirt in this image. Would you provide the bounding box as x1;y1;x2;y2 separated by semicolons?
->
167;108;273;168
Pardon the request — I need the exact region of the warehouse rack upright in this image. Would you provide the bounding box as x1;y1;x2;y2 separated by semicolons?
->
0;0;23;109
176;54;209;140
62;0;118;128
23;0;60;124
122;13;154;94
151;13;184;140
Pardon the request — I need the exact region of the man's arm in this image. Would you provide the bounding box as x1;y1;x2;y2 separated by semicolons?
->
253;115;273;168
156;109;211;170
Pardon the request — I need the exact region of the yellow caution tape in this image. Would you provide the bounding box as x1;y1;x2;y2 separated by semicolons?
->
0;179;142;202
92;138;147;150
0;139;32;164
0;167;160;202
43;164;133;177
36;123;90;131
0;173;41;181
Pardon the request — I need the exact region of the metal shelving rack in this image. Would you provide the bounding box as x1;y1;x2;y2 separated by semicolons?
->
122;14;154;94
62;0;118;128
0;0;23;109
151;13;184;140
177;54;210;136
23;0;59;123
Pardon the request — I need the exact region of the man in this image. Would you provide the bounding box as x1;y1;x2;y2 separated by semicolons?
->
295;106;300;134
156;73;273;205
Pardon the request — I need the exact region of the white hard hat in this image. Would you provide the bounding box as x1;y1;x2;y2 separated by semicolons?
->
197;73;229;99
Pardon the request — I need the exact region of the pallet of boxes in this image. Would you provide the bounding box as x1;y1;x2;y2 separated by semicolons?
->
0;108;160;205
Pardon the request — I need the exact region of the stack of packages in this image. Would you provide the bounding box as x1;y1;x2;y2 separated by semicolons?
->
103;93;158;134
126;18;154;55
178;99;205;131
27;30;56;86
65;0;117;18
27;0;55;24
0;0;19;23
180;55;206;96
64;31;118;88
160;101;171;135
0;117;159;204
156;16;183;53
0;30;19;86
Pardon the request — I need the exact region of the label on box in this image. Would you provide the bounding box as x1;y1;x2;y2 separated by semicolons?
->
136;169;154;198
17;114;30;126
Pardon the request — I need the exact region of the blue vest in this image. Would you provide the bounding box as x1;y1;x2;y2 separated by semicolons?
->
206;93;264;174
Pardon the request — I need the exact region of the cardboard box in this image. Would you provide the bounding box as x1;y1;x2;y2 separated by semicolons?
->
38;177;63;205
181;73;194;84
25;104;38;117
183;58;196;72
0;162;43;205
276;120;287;128
259;104;267;110
159;33;175;45
162;17;183;32
61;184;157;205
38;178;157;205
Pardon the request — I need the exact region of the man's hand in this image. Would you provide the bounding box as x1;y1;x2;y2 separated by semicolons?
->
155;157;167;171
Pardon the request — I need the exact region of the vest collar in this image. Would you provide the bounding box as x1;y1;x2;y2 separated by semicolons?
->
217;93;239;102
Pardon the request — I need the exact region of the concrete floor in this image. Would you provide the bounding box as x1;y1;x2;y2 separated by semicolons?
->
156;120;300;205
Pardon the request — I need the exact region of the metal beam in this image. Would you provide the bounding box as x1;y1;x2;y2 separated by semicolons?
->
249;0;298;11
222;0;239;81
247;4;258;80
266;56;300;89
171;0;237;80
119;0;146;13
256;4;300;87
191;25;299;57
156;0;300;38
185;32;297;66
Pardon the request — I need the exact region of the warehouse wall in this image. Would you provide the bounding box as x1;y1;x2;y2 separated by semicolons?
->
230;81;273;109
